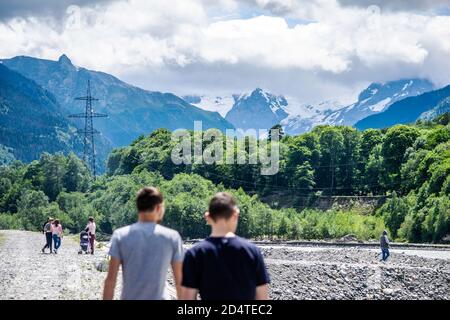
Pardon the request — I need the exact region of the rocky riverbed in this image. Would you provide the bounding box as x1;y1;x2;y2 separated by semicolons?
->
0;230;448;300
262;246;449;300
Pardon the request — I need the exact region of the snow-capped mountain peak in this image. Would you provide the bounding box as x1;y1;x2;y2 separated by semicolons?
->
322;79;434;126
224;88;289;130
184;79;433;135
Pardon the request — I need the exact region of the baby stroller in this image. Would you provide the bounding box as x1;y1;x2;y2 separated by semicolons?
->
78;230;90;254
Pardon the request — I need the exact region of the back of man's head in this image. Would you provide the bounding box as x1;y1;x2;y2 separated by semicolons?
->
208;192;237;221
136;187;163;213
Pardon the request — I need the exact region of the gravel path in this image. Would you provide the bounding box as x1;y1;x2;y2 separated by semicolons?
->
0;230;121;300
1;230;448;300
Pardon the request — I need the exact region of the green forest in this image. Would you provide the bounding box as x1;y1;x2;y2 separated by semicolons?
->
0;114;449;243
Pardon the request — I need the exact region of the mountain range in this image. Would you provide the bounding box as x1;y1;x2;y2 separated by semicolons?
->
187;90;342;134
1;53;449;170
355;84;450;130
1;55;234;147
190;79;447;134
322;79;434;126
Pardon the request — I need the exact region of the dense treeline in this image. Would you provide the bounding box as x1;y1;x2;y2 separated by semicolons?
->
0;155;385;240
108;115;449;198
107;114;449;242
0;114;448;242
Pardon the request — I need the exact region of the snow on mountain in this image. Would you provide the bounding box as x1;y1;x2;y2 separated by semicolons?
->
183;95;235;117
418;96;450;121
356;84;450;130
186;88;343;134
223;88;290;130
185;79;434;136
322;79;434;126
281;100;342;135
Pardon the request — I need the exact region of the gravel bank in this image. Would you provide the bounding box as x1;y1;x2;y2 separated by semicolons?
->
262;247;450;300
0;230;448;300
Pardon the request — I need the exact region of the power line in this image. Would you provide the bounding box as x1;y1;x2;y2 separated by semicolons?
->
69;80;108;177
169;169;390;193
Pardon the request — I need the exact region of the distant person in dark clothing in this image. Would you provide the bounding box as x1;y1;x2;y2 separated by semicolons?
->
380;230;390;262
41;217;53;253
181;192;270;300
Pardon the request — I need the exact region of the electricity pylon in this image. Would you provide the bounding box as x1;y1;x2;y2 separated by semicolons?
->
69;80;107;177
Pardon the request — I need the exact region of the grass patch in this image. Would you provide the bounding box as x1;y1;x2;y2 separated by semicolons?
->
0;233;5;247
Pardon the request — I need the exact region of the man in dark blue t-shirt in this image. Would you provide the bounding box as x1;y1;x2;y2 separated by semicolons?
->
181;192;270;300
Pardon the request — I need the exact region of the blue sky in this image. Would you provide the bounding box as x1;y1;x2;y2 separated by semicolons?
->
0;0;450;103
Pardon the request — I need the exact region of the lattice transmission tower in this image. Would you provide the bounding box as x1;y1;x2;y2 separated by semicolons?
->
69;80;107;177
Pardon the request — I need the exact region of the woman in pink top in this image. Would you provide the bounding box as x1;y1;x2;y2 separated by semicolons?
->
51;219;63;254
85;217;96;254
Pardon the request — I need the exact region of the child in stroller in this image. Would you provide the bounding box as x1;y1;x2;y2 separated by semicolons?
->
78;229;90;254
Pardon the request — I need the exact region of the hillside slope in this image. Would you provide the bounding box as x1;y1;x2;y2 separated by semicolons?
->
355;85;450;130
0;64;84;162
1;55;234;147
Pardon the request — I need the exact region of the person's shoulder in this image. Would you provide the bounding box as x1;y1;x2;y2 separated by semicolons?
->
232;237;264;257
112;224;134;238
155;224;181;239
188;239;215;253
234;236;258;249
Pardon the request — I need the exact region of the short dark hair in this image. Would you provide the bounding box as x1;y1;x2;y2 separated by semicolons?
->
88;217;94;222
136;187;163;212
208;192;237;221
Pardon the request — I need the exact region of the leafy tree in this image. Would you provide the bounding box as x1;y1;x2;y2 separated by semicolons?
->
40;153;67;201
63;153;90;193
16;190;50;231
377;191;410;238
315;127;344;195
381;125;420;190
292;162;315;192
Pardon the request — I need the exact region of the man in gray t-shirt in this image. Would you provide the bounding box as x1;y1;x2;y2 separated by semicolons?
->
103;187;184;300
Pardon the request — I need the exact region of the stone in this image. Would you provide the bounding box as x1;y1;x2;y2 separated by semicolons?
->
383;288;394;295
95;259;109;272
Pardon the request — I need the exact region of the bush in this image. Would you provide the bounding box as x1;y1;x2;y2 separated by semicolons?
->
377;192;412;238
294;209;385;241
0;213;23;230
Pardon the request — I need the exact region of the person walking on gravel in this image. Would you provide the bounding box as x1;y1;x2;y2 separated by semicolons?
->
41;217;53;253
51;219;63;254
380;230;390;262
85;217;96;254
181;192;270;300
103;187;184;300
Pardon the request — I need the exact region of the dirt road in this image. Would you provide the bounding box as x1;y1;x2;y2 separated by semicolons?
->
0;230;121;300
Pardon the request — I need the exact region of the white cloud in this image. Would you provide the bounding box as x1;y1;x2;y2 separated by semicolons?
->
0;0;449;102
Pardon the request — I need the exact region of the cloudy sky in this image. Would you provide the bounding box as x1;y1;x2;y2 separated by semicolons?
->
1;0;450;103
